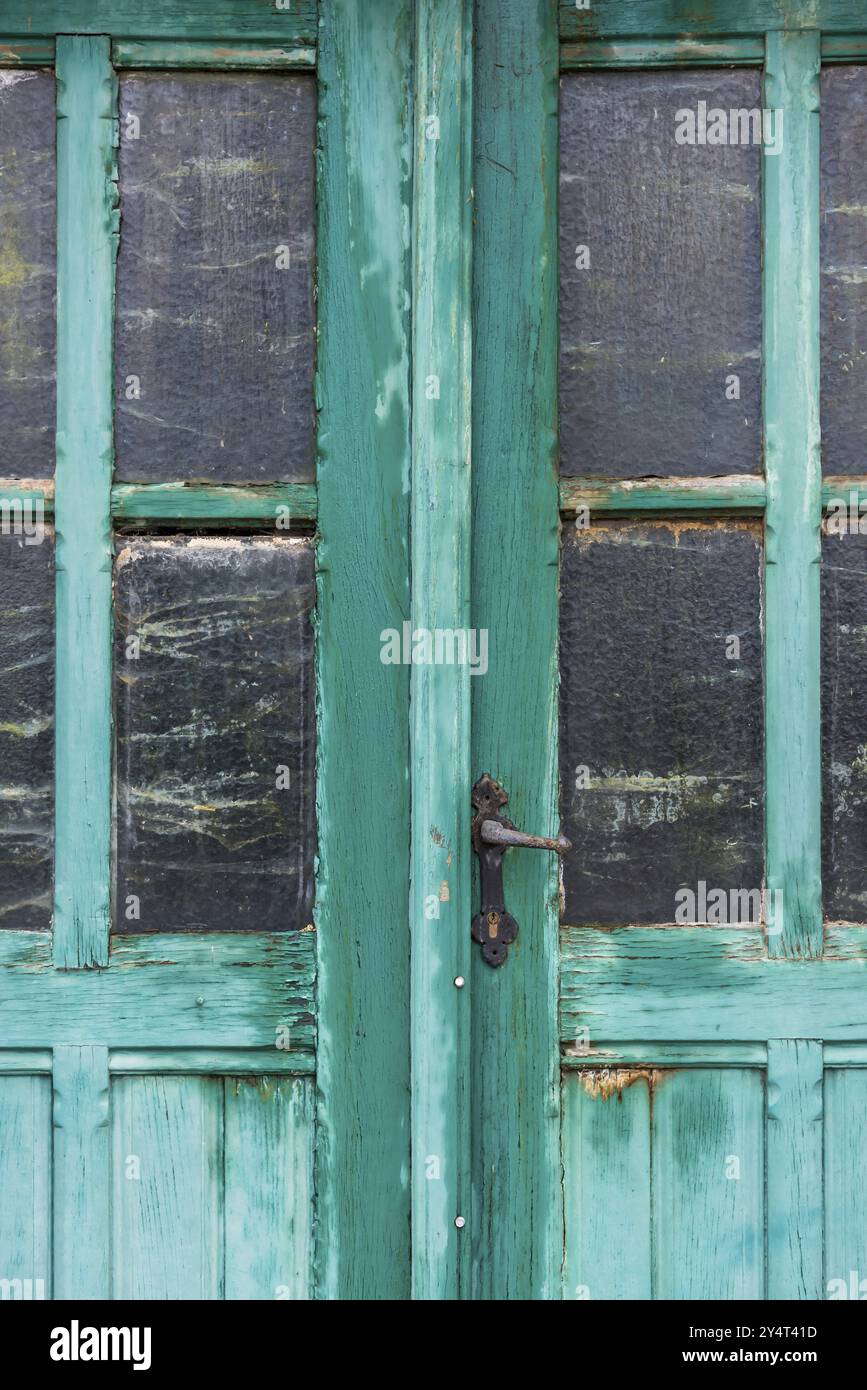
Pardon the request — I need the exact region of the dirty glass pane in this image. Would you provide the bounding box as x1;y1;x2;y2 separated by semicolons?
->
559;70;762;479
822;530;867;920
821;66;867;475
559;523;764;924
0;525;54;929
0;70;56;477
114;73;315;483
114;538;315;931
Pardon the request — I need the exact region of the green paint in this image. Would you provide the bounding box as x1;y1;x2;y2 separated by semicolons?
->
767;1040;824;1299
112;39;315;68
111;481;316;528
54;38;116;971
560;476;765;515
763;32;822;960
52;1045;110;1299
560;926;867;1041
560;38;764;67
410;0;473;1302
314;0;413;1301
0;931;315;1049
472;0;561;1300
0;2;316;41
560;1;867;39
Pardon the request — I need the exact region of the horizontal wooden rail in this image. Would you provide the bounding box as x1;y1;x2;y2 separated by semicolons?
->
559;475;766;515
561;38;764;68
111;481;317;527
0;39;54;64
112;39;315;68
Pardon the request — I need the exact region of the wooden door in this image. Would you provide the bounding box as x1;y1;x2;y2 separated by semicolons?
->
0;1;415;1302
468;0;867;1302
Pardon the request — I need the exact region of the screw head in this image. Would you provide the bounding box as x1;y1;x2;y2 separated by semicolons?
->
454;975;465;988
454;1216;466;1230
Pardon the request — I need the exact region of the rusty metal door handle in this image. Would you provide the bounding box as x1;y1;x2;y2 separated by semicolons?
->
470;774;571;967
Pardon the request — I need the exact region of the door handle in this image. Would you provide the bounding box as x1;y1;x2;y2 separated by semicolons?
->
470;774;571;967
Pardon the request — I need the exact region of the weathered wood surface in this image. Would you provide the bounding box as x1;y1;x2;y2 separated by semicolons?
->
560;925;867;1042
560;524;764;924
0;1073;51;1297
0;531;53;930
763;33;822;959
52;1045;110;1299
54;38;116;969
0;2;317;42
560;1;867;39
112;480;317;527
114;72;315;482
471;0;562;1301
0;68;55;477
410;0;473;1301
559;69;762;478
113;40;316;69
314;0;413;1300
0;931;316;1050
766;1039;823;1300
114;538;315;933
561;38;764;67
559;475;765;515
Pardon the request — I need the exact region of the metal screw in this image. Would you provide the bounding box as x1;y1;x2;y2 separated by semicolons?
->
454;975;465;988
196;996;205;1007
454;1216;466;1230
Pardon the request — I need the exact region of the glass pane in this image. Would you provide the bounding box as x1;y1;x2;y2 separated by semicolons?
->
560;522;764;924
821;66;867;475
0;70;56;477
560;70;762;478
114;537;315;931
114;72;316;483
0;525;54;928
822;528;867;920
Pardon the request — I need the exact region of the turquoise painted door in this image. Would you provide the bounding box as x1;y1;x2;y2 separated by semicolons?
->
468;0;867;1303
0;1;416;1302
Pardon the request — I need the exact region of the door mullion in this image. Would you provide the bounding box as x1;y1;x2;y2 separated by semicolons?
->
410;0;474;1301
763;30;822;960
54;36;117;969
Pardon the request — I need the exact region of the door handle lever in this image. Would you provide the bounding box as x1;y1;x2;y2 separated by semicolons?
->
471;774;571;967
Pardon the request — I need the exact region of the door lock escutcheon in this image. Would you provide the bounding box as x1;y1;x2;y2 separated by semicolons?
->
471;774;571;967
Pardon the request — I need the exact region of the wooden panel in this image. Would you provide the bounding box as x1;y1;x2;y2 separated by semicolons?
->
314;0;413;1300
471;0;561;1301
822;531;867;921
821;67;867;475
0;931;315;1051
767;1040;823;1300
0;69;55;476
825;1068;867;1298
563;1066;764;1300
113;41;316;69
0;2;317;42
52;1046;110;1299
560;925;867;1043
224;1076;313;1299
559;70;761;478
114;72;315;483
0;1074;51;1299
559;1;867;39
562;1070;651;1300
652;1068;764;1299
0;531;53;930
560;524;764;924
112;1073;314;1300
560;475;766;516
112;1074;221;1298
114;538;315;933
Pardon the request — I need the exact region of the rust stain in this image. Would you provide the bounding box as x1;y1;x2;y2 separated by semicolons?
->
579;1067;655;1101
